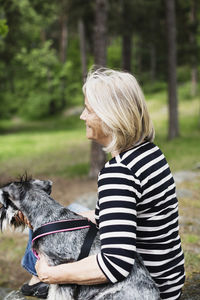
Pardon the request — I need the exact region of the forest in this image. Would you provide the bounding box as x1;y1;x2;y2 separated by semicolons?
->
1;0;199;176
0;0;199;118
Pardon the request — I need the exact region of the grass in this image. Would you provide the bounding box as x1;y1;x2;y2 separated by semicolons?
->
147;89;200;172
177;173;200;281
0;83;199;178
0;116;91;178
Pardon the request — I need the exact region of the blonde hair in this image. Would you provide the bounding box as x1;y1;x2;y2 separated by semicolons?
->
82;68;155;154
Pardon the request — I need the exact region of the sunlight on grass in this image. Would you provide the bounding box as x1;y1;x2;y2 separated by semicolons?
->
0;82;199;177
184;251;200;277
183;234;199;244
0;129;90;177
146;88;200;172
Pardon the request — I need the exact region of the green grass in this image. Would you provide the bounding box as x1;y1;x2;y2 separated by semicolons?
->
0;82;199;178
184;234;199;244
0;115;91;178
183;250;200;276
146;88;200;172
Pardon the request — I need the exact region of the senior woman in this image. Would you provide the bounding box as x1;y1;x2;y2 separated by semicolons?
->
20;68;185;300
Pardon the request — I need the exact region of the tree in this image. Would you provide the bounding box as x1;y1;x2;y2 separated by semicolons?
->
189;0;198;97
165;0;179;139
78;18;87;81
89;0;108;179
121;0;133;72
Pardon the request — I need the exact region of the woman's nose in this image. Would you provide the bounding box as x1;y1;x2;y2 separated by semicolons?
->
80;108;87;120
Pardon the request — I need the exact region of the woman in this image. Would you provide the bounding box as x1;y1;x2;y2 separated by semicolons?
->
21;68;185;300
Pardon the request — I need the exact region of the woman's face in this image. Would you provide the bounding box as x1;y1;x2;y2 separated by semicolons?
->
80;97;111;146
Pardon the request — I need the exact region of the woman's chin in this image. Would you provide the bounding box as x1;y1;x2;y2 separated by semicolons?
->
86;133;93;140
86;129;94;140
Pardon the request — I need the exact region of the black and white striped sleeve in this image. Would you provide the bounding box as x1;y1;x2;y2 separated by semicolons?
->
96;162;141;283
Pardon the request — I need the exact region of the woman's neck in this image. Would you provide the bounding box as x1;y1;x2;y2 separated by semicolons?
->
111;150;119;158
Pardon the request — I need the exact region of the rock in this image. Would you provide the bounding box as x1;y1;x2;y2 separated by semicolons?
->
0;287;11;300
75;192;97;210
173;171;198;184
194;162;200;170
176;189;193;199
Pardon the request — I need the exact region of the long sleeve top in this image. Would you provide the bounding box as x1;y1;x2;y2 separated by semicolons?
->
95;142;185;300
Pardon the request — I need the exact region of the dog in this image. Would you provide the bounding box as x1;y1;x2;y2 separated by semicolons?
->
0;176;160;300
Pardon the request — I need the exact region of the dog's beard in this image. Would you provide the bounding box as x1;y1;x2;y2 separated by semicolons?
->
0;205;24;232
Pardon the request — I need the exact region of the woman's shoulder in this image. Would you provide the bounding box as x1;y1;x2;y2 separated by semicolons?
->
103;142;166;177
118;142;162;165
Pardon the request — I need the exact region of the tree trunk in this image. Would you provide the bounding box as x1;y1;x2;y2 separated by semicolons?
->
122;0;132;72
122;34;132;72
93;0;108;66
59;13;68;63
40;29;46;44
165;0;179;139
78;18;87;82
89;0;108;179
59;12;68;110
150;42;156;82
190;0;198;97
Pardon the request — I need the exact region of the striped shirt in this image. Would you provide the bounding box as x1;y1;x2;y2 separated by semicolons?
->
95;142;185;300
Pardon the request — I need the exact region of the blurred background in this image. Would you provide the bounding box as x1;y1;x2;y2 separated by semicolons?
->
0;0;200;297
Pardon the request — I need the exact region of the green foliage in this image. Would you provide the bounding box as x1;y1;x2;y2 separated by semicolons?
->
177;66;191;83
107;37;122;69
63;36;83;107
178;82;199;101
0;19;8;38
15;41;64;119
0;0;200;122
143;81;167;94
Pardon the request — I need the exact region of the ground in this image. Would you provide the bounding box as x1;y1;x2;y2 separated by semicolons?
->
0;171;200;299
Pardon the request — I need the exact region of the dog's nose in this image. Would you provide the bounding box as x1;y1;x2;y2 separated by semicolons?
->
47;180;52;186
45;180;52;195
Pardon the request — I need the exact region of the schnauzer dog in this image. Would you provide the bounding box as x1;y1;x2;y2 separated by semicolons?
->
0;177;160;300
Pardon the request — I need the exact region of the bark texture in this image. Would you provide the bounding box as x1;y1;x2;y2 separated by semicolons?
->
90;0;108;179
165;0;179;139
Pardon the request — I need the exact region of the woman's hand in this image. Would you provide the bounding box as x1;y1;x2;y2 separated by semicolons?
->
36;254;108;285
35;254;53;284
17;211;33;229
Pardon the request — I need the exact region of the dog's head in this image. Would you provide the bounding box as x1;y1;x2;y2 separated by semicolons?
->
0;177;52;231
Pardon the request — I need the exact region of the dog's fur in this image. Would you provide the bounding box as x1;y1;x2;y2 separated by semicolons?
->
0;177;160;300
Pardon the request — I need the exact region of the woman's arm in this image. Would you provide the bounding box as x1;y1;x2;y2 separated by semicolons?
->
35;254;108;285
79;210;96;224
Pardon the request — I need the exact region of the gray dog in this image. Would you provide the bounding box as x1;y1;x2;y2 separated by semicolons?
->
0;177;160;300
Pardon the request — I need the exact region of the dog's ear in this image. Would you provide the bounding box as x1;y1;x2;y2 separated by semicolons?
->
0;184;21;212
3;183;21;203
0;190;9;208
31;179;52;195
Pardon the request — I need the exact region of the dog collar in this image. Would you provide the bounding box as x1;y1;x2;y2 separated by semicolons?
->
32;219;98;260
